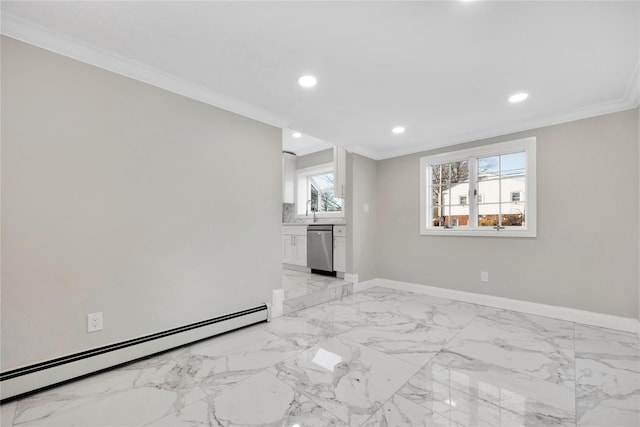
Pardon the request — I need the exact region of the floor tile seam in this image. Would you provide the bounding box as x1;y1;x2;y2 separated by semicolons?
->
262;369;347;426
446;313;577;357
349;361;427;427
334;332;432;369
439;347;578;398
403;371;578;426
436;304;485;351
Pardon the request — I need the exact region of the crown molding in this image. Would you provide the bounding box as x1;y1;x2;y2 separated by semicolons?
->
343;144;383;161
353;61;640;161
0;13;290;129
374;96;640;161
2;13;637;162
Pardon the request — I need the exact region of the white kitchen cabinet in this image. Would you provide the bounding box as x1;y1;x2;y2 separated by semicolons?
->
333;225;346;272
333;146;347;199
282;226;307;267
293;235;307;266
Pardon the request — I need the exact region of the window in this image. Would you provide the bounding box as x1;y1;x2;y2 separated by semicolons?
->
420;137;536;237
296;163;343;216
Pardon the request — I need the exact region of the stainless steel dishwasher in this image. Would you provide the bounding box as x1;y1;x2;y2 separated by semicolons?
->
307;224;335;275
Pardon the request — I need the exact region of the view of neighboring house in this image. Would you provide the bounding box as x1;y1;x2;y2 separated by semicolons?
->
438;173;526;227
431;152;526;228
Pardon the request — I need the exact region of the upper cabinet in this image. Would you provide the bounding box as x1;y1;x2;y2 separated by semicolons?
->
334;146;347;199
282;152;296;204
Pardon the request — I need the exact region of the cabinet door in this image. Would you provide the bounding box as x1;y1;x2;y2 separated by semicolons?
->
293;235;307;266
282;235;294;264
334;146;347;198
333;236;346;272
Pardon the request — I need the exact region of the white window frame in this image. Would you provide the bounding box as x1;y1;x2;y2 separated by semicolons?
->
296;163;344;218
420;137;536;237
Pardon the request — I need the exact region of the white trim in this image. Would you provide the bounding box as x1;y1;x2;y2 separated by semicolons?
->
353;278;379;293
3;14;636;163
0;14;289;129
371;278;638;334
370;101;639;160
420;137;536;238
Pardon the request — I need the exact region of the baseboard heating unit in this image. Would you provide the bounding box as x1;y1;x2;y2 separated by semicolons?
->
0;304;268;401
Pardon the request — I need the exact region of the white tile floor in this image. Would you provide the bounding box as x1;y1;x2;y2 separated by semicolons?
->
1;287;639;426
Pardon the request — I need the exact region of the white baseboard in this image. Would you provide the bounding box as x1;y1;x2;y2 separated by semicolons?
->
353;278;379;293
357;278;637;334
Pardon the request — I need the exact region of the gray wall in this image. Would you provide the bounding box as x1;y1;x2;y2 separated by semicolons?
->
374;109;639;318
296;148;333;170
1;37;282;370
350;154;378;282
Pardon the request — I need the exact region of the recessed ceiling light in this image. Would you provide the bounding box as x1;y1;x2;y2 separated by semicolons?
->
292;132;302;138
392;126;405;134
509;92;529;103
298;75;317;88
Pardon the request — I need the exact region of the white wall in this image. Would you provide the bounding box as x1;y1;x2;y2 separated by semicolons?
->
373;109;639;318
1;37;282;370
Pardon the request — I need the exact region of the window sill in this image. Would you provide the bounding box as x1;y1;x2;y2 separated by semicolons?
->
296;213;344;219
420;228;536;238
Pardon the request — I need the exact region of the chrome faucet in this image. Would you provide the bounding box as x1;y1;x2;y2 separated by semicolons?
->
306;200;318;223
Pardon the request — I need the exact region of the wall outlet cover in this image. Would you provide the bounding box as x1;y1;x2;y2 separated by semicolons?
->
88;312;103;332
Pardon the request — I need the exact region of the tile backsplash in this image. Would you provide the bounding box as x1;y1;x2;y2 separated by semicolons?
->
282;203;346;224
282;203;296;223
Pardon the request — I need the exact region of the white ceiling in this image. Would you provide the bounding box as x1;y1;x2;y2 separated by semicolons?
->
2;1;638;159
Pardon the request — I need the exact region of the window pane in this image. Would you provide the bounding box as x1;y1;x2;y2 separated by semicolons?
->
478;156;499;179
477;179;500;204
478;203;500;227
432;164;448;186
432;183;449;208
310;173;335;192
449;160;469;184
310;185;318;211
500;152;525;179
503;203;526;227
450;204;469;227
320;190;342;212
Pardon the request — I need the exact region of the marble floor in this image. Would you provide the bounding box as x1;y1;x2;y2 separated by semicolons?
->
1;286;639;426
282;269;352;314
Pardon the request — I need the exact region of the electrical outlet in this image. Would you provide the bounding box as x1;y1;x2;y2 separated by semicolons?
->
480;271;489;282
88;312;103;332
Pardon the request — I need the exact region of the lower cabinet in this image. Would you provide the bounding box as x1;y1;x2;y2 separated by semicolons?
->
333;225;346;273
282;226;307;267
333;236;346;272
